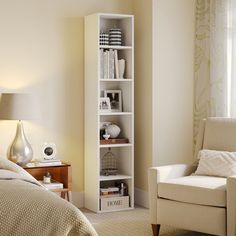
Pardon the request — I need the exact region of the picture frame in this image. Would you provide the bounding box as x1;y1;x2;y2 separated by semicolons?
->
99;97;111;112
104;90;122;112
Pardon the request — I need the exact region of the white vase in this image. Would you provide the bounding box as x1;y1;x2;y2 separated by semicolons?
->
118;59;125;79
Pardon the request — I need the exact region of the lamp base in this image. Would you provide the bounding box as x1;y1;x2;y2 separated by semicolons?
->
8;121;33;166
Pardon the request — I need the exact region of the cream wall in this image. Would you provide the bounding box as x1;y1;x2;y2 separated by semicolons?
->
153;0;195;166
133;0;153;197
0;0;133;207
133;0;195;207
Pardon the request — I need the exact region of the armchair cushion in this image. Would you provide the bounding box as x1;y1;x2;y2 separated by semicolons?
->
195;149;236;177
158;175;226;207
203;117;236;151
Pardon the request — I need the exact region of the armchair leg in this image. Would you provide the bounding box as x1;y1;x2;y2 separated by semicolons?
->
151;224;160;236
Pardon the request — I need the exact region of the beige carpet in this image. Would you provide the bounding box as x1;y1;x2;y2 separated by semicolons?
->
82;207;212;236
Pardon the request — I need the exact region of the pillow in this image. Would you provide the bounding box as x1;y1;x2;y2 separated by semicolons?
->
194;149;236;177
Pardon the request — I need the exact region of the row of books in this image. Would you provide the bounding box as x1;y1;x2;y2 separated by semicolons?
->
100;187;121;198
26;159;62;168
100;49;120;79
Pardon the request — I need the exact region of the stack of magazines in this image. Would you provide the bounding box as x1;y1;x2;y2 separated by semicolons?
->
26;159;62;167
100;49;120;79
39;180;63;190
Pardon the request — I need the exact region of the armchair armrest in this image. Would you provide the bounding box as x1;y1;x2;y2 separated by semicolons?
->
227;175;236;236
149;164;197;183
148;164;197;224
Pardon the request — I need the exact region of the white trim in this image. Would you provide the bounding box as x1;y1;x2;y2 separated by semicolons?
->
152;0;158;166
134;188;149;208
71;191;84;208
227;0;232;117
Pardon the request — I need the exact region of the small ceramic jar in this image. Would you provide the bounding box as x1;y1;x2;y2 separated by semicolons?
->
43;172;51;184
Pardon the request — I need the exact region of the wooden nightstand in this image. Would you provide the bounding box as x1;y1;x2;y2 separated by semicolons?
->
24;163;72;201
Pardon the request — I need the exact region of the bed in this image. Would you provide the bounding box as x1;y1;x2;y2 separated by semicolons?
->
0;157;97;236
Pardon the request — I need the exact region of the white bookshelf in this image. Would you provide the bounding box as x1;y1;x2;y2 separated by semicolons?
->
85;13;134;213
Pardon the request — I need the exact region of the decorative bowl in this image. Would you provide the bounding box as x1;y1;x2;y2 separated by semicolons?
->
105;124;121;138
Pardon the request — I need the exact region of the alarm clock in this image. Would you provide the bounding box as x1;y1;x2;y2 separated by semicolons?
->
42;143;57;160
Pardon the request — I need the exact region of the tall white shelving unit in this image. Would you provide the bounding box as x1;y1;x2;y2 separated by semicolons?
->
85;13;134;213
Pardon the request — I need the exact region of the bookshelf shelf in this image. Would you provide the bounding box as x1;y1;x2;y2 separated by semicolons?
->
99;112;133;116
99;45;132;50
100;143;132;148
100;78;133;82
85;13;134;213
100;175;132;181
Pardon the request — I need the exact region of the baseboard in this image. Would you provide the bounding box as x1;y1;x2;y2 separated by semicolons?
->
134;188;149;208
71;191;84;208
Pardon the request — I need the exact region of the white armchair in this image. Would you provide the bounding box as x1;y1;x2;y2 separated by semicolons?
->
148;118;236;236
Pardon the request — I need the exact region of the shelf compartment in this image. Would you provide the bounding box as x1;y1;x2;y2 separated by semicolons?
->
99;178;134;211
100;15;133;47
100;146;133;177
100;116;133;143
100;81;133;112
99;48;133;79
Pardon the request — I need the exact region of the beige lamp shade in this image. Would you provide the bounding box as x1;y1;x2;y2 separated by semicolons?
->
0;93;35;120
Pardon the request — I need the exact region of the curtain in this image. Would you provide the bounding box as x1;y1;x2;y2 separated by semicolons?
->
194;0;233;144
230;1;236;116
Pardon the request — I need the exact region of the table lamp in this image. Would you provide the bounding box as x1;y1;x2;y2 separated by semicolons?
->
0;93;34;166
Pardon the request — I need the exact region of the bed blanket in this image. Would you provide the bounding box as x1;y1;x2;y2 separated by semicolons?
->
0;157;97;236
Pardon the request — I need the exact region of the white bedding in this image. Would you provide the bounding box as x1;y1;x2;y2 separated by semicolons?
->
0;157;97;236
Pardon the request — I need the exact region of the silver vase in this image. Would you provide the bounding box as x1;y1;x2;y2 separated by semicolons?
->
8;121;33;166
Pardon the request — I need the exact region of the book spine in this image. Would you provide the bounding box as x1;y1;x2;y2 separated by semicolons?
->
107;50;109;79
108;49;111;79
104;51;108;79
100;49;104;79
114;50;119;79
111;50;115;79
109;49;115;79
